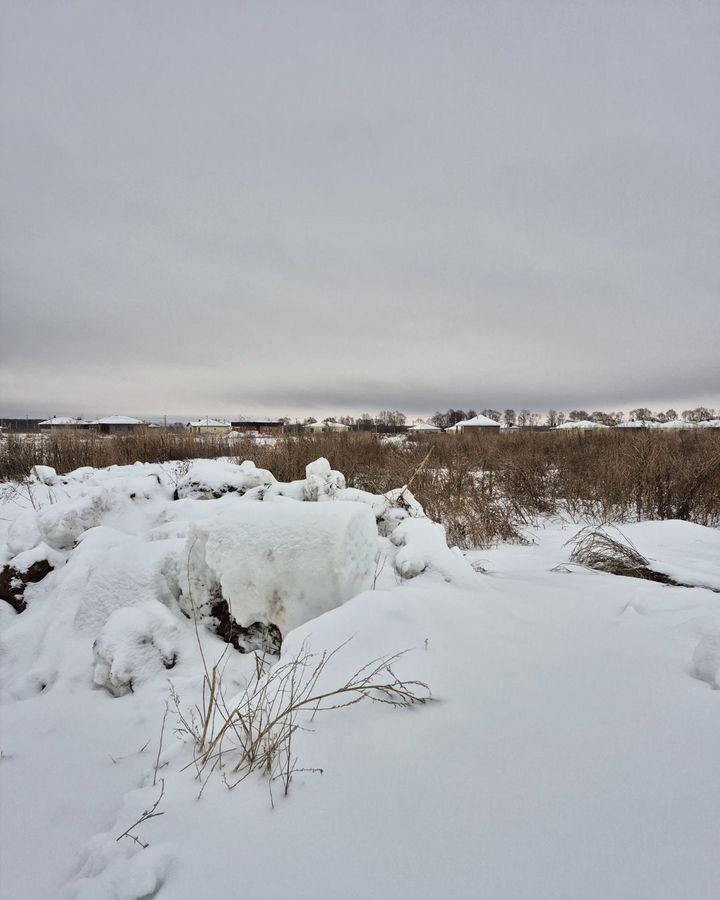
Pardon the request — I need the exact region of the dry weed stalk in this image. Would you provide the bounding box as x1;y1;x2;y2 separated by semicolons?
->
115;779;165;849
172;639;430;800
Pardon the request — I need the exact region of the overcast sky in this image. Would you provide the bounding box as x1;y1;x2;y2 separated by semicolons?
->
1;0;718;421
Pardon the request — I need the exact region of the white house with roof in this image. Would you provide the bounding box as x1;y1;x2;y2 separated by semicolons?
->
38;416;91;430
89;415;145;433
408;422;442;433
187;417;232;435
446;413;501;433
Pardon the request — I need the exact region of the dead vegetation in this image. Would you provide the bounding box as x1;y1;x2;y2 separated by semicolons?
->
2;428;719;547
172;639;430;804
567;525;674;584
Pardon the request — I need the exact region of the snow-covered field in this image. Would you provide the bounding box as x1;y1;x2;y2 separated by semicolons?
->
1;459;719;900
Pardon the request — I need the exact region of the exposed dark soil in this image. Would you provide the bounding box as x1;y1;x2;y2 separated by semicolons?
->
0;558;53;613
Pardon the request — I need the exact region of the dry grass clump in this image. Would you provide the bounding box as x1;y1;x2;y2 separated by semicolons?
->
568;525;673;583
173;640;430;802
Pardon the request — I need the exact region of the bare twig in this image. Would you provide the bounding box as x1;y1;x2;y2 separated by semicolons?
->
115;779;165;849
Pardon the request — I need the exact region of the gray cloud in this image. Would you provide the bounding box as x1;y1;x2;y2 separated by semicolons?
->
2;0;718;420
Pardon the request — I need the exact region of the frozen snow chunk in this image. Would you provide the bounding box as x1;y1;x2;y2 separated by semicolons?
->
303;457;346;500
391;518;478;587
265;479;308;502
378;487;426;536
306;457;332;480
692;631;720;690
333;485;425;536
383;486;425;518
185;501;378;636
93;603;183;697
175;459;275;499
334;487;388;518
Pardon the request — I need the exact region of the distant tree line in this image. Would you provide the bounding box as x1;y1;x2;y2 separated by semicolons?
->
280;406;716;430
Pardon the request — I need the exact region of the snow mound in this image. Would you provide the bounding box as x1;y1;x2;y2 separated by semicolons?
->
185;501;378;636
92;603;184;696
1;456;475;680
74;536;183;633
175;459;275;499
302;456;346;500
391;517;478;586
37;490;112;550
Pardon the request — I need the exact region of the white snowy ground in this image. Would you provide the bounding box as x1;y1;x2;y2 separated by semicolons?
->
1;461;719;900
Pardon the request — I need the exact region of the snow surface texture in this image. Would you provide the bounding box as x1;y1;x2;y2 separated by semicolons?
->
2;461;720;900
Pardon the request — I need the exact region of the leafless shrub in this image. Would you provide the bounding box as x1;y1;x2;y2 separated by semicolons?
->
172;639;431;803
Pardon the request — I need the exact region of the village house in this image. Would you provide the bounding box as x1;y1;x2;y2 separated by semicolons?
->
187;417;232;435
231;417;284;436
89;415;146;434
408;423;442;434
446;413;501;434
38;416;90;431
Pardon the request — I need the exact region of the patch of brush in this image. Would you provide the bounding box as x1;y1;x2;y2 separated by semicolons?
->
567;525;677;585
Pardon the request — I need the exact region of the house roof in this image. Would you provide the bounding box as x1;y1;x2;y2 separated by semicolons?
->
231;418;282;425
448;414;500;430
555;420;609;429
188;418;230;427
38;416;89;426
306;420;349;429
89;415;144;425
409;423;441;431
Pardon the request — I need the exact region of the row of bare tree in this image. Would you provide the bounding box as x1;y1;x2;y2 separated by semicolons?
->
288;406;716;430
